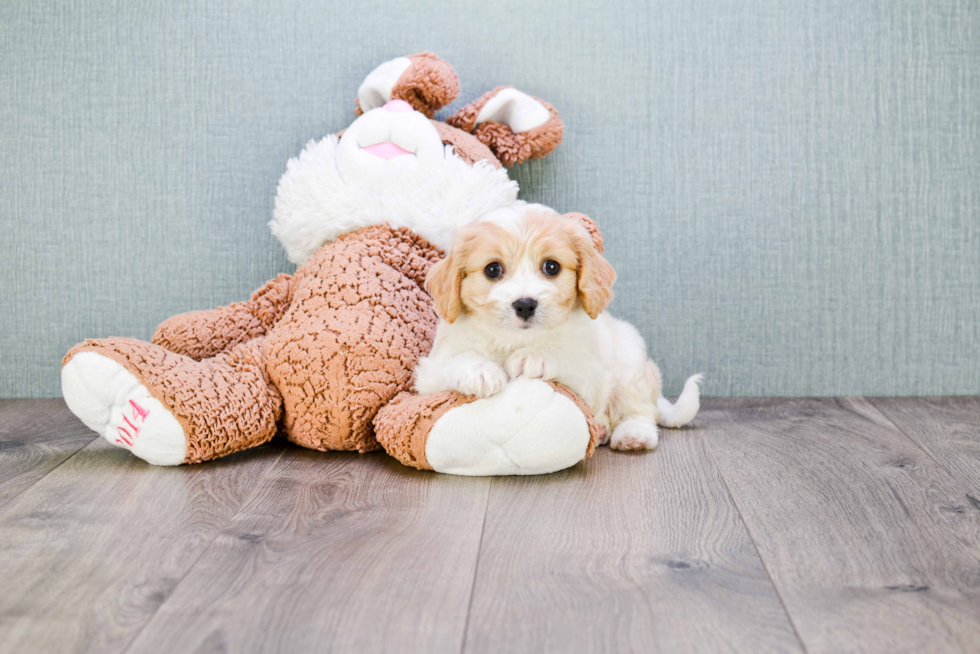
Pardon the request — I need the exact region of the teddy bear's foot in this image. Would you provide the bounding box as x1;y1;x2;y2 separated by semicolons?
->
63;337;282;464
62;352;187;465
375;380;599;476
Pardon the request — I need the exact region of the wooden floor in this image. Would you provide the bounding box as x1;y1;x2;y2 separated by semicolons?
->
1;398;979;653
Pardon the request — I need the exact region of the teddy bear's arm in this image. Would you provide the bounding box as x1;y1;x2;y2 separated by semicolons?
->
152;273;294;361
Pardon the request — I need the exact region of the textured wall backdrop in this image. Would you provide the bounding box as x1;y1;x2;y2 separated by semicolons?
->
1;0;978;398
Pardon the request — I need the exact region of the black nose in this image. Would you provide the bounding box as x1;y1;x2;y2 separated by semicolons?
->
513;298;538;320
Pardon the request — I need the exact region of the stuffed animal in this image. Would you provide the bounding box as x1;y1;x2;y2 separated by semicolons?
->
61;53;601;475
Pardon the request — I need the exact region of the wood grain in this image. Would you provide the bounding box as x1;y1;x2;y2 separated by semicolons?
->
462;431;803;653
0;435;284;653
870;396;980;496
124;449;491;654
0;399;97;509
701;397;980;653
5;398;980;652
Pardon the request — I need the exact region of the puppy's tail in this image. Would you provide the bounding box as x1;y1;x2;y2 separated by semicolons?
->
657;374;703;428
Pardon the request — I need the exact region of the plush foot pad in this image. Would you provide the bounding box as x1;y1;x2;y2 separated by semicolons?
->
610;417;659;451
62;352;187;465
426;379;592;476
376;379;600;476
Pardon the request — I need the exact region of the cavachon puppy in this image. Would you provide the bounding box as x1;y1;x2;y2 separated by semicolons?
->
415;202;702;451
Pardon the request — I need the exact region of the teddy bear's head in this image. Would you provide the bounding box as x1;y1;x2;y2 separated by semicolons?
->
270;53;564;264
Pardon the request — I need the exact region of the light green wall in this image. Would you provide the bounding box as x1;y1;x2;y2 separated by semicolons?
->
1;0;978;397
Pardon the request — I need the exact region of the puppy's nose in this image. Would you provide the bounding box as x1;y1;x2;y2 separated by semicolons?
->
513;298;538;320
384;99;413;113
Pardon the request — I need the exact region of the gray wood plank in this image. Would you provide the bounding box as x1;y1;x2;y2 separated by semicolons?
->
0;434;284;654
124;449;491;654
870;396;980;495
463;431;804;653
0;399;97;509
701;397;980;653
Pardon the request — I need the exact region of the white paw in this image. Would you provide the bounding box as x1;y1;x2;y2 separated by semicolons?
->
456;361;509;398
610;417;659;451
505;350;551;381
62;352;187;465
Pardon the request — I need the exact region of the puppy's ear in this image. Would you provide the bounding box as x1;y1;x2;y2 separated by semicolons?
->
568;214;616;319
426;251;465;323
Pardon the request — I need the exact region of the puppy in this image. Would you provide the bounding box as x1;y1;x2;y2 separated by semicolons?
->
414;203;702;451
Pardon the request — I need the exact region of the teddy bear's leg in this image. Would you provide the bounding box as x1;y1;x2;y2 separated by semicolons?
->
446;87;564;166
62;337;281;465
152;273;293;361
374;380;599;476
356;52;459;118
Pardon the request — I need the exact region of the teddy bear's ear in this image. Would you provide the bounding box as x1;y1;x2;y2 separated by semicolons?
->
356;53;460;118
446;87;563;166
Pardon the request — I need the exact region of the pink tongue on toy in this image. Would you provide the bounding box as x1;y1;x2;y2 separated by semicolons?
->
363;142;412;159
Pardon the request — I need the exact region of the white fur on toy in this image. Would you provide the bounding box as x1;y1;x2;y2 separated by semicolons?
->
270;106;518;264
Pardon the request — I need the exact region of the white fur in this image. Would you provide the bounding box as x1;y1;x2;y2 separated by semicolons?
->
270;106;518;263
658;373;704;427
415;206;702;451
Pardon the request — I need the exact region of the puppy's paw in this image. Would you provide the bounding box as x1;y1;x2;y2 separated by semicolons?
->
505;350;551;381
610;417;659;451
594;413;612;446
456;361;509;398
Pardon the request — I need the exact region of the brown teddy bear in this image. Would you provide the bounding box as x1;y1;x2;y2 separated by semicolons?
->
61;53;601;475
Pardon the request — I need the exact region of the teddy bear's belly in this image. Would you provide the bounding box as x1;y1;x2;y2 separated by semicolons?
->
263;253;438;453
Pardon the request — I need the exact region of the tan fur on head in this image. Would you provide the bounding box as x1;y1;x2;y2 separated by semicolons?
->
426;207;615;330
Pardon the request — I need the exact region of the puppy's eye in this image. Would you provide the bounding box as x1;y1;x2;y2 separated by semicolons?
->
542;260;561;277
484;262;503;279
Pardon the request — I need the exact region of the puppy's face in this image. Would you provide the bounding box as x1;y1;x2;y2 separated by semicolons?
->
427;208;616;331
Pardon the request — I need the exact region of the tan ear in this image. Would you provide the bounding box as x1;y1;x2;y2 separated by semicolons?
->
569;215;615;319
446;87;563;166
356;53;459;118
425;253;464;323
